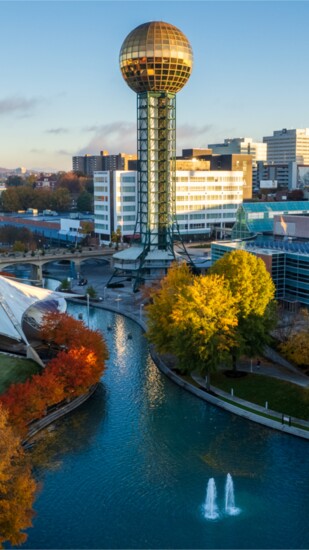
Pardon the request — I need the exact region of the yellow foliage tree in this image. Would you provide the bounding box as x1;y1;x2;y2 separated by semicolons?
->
279;330;309;368
146;263;239;384
170;275;239;385
210;249;276;369
0;405;37;548
209;249;275;318
146;261;193;354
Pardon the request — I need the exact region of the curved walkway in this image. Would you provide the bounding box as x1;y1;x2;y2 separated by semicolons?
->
67;290;309;440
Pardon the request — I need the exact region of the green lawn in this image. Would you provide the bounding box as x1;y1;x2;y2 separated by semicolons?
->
0;355;42;395
211;372;309;421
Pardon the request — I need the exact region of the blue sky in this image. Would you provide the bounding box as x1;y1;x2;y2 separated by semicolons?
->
1;1;308;171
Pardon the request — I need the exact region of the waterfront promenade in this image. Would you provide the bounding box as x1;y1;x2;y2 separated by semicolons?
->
67;263;309;440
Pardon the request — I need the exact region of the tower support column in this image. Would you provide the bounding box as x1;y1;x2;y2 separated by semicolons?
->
136;91;176;252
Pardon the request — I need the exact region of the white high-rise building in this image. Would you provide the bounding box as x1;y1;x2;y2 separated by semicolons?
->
263;128;309;164
175;170;243;237
94;171;137;242
94;170;243;244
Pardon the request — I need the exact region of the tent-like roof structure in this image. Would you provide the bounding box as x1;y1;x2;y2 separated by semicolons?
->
0;275;67;342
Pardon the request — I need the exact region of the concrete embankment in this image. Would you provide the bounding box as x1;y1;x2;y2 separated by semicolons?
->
23;384;98;447
150;349;309;441
74;297;309;440
29;295;308;442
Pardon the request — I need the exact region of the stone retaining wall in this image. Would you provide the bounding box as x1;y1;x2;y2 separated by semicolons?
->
23;384;98;447
150;347;309;441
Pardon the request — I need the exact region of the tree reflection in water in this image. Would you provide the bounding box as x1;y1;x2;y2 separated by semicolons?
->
28;383;107;476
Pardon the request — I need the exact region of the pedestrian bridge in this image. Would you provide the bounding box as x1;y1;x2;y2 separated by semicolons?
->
0;248;114;283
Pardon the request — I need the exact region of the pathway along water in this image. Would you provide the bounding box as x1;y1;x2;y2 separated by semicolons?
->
23;303;309;549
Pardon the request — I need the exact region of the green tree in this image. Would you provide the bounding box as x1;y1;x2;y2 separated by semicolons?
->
86;285;97;299
25;174;37;186
78;220;94;246
210;249;276;371
1;188;22;212
111;227;122;250
50;188;71;211
12;240;25;253
59;278;71;291
77;191;93;213
56;172;83;195
5;175;24;187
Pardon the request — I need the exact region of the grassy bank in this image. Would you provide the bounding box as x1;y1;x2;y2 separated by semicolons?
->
0;355;41;394
211;372;309;420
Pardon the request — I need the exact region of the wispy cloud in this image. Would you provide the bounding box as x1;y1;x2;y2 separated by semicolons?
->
78;122;136;155
0;96;44;116
79;121;216;156
83;125;100;132
45;127;69;135
177;123;213;139
56;149;72;156
30;148;45;154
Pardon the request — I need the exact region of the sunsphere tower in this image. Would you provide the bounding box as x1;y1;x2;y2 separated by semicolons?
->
114;21;193;287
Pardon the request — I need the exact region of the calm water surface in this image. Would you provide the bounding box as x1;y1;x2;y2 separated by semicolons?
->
22;303;309;549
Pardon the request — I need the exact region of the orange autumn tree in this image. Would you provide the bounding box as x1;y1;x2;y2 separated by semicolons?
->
0;404;37;548
1;311;109;435
47;346;103;396
0;369;67;435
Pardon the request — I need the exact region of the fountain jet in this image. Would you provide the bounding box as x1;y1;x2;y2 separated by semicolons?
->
204;478;219;520
225;473;240;516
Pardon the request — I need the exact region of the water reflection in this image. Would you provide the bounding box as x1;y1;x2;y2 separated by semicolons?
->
19;304;309;550
144;356;165;409
29;383;108;477
114;316;129;368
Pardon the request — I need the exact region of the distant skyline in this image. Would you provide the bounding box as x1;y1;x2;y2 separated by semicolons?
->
1;0;308;172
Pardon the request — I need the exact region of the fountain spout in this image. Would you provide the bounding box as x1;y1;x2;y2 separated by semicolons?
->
204;478;219;520
225;473;240;516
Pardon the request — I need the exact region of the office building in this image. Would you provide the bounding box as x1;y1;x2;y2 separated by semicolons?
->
211;220;309;307
72;151;137;176
263;128;309;164
179;148;252;200
209;137;267;191
94;168;243;243
94;171;137;242
209;137;267;161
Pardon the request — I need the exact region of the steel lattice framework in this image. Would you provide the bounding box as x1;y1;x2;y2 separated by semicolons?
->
107;21;194;289
136;91;177;252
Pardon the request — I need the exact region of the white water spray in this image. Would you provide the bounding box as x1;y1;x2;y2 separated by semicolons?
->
225;473;240;516
204;478;219;520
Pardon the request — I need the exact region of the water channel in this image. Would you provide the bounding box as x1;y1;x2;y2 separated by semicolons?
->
20;301;309;549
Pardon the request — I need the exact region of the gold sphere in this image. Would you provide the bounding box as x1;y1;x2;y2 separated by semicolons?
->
119;21;193;94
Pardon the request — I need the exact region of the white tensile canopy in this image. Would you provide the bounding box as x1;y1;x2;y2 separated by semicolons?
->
0;275;67;342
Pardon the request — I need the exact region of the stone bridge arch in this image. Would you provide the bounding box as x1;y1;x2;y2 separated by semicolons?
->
0;250;113;283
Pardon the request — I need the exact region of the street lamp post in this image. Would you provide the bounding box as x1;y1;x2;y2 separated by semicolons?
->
140;303;144;320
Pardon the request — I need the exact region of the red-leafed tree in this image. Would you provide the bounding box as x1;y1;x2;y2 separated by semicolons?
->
1;311;109;435
47;346;102;396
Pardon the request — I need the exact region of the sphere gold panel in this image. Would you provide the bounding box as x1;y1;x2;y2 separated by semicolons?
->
119;21;193;94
